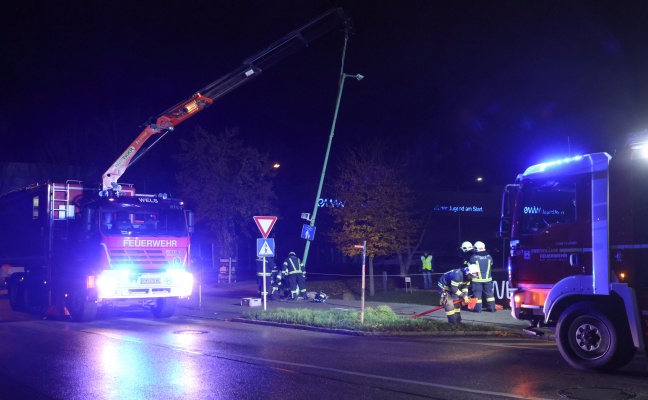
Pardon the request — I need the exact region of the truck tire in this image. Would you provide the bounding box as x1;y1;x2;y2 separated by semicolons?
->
556;302;636;371
151;297;177;318
68;291;98;322
8;275;25;312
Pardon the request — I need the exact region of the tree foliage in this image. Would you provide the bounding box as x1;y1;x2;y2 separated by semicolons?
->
175;126;277;256
328;143;419;270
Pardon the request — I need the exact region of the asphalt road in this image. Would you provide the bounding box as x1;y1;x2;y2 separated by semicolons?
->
0;285;647;400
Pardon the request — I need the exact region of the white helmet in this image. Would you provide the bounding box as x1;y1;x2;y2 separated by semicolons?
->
464;264;479;276
474;241;486;251
461;241;473;252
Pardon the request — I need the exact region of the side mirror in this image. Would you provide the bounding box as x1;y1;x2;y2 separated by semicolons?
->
499;185;518;237
186;210;195;234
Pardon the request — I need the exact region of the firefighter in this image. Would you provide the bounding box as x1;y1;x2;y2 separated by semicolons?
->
437;264;479;323
255;256;272;299
460;241;474;266
420;251;433;289
469;241;496;312
282;251;307;300
269;257;281;300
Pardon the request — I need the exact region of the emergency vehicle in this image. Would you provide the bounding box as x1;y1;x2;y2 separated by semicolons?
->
501;132;648;371
2;8;351;322
1;182;194;321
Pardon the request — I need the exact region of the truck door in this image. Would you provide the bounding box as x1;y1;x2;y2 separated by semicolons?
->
512;173;591;285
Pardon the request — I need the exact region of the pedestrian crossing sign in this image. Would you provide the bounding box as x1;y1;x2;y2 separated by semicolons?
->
257;238;275;257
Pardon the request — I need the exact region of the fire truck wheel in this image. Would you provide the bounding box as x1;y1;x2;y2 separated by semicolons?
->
8;275;25;312
68;291;98;322
557;303;635;372
151;297;177;318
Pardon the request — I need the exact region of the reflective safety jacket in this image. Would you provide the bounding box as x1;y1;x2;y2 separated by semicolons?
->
270;260;281;284
282;254;304;275
438;268;471;298
421;255;433;271
469;251;493;283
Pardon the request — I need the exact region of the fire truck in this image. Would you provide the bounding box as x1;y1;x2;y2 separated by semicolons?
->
1;182;194;321
501;132;648;371
2;8;351;322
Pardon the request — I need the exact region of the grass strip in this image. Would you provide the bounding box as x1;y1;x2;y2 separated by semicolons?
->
242;305;497;333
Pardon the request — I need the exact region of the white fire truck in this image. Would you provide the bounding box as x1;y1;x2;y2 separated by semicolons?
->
501;132;648;371
2;8;351;322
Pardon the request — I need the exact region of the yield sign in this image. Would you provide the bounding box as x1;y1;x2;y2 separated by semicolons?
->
253;216;277;238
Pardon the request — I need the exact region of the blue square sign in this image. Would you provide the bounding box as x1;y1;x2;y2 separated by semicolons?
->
257;238;275;257
301;224;316;241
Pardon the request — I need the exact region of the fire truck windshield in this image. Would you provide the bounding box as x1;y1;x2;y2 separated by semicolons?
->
519;180;576;234
99;208;187;237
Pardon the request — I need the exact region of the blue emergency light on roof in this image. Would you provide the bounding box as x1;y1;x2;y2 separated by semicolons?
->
524;155;584;175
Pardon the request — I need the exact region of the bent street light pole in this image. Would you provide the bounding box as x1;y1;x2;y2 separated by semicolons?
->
302;71;363;267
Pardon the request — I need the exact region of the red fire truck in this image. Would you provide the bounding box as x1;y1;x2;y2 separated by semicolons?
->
2;8;351;322
501;132;648;371
1;182;194;321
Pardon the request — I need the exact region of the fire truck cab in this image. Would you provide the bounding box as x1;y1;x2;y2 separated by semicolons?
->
1;182;194;321
501;132;648;371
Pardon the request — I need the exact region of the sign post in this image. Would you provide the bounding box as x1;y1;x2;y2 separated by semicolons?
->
354;241;367;324
254;216;277;310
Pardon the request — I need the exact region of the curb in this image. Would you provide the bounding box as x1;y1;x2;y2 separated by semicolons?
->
231;317;555;339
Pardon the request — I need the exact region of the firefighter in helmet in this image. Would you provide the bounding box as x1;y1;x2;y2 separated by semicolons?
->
469;241;496;312
460;241;474;266
437;264;479;323
282;251;307;300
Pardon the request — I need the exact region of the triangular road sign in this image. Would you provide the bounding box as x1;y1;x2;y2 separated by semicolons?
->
254;216;277;238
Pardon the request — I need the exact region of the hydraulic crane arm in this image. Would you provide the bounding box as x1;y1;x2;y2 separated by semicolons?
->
102;8;351;192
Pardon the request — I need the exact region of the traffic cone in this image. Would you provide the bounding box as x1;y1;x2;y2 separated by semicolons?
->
44;297;71;320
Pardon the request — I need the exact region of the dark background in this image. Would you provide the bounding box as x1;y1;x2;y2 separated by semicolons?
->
3;1;648;268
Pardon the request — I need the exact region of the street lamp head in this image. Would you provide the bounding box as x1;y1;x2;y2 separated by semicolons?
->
344;73;364;81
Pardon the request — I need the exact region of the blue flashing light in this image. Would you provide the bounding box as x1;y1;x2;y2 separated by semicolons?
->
523;155;584;176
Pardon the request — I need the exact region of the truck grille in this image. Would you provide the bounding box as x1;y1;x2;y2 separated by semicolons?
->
109;249;168;267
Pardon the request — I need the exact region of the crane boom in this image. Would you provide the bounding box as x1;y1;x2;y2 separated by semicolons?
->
102;8;351;192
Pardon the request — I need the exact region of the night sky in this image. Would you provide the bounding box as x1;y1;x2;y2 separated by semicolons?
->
4;1;648;191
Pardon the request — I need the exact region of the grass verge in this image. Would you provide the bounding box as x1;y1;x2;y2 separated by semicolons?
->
242;305;497;333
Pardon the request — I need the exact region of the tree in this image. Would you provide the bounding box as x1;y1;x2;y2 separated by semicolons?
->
328;143;418;295
175;126;277;256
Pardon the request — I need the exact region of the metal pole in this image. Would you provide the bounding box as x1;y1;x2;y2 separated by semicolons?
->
302;31;351;268
197;244;203;309
198;260;203;309
262;257;267;311
303;75;347;267
361;241;366;324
